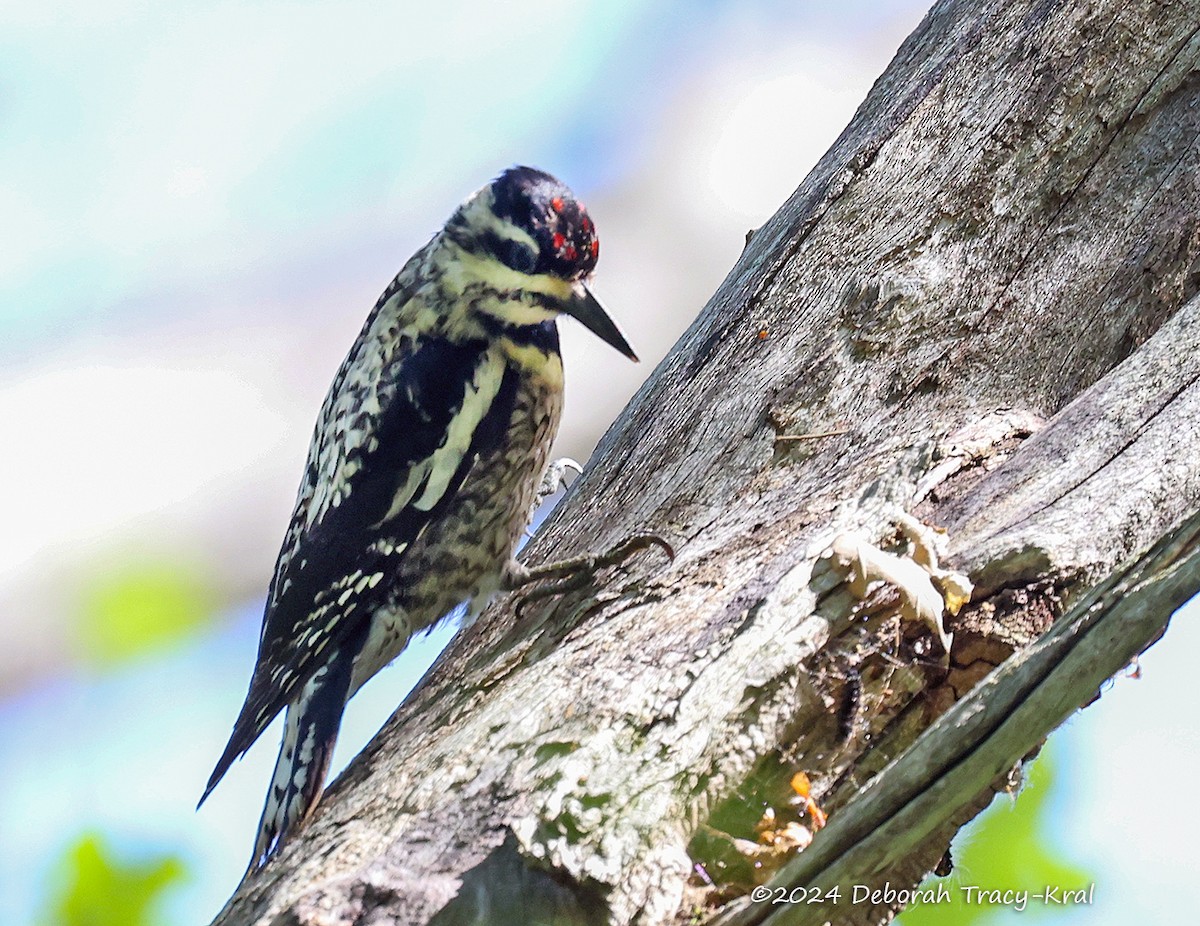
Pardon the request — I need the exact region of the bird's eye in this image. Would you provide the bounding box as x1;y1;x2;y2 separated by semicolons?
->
498;239;537;273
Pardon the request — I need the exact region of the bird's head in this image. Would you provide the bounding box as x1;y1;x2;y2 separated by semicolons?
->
447;166;637;360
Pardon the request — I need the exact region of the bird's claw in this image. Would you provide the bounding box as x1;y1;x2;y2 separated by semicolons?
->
531;457;584;514
512;531;675;617
599;531;675;566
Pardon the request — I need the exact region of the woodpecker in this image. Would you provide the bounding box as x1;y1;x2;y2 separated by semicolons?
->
199;167;651;869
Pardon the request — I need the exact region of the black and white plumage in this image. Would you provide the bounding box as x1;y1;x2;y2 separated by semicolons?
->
199;167;637;869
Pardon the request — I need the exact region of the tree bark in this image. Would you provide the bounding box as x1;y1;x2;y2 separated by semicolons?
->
213;1;1200;923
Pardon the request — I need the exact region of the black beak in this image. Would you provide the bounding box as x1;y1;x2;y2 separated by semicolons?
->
563;285;638;361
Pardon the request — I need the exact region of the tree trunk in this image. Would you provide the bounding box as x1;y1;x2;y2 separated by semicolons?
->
213;1;1200;923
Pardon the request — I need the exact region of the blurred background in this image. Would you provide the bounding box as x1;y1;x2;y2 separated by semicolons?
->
1;1;1195;923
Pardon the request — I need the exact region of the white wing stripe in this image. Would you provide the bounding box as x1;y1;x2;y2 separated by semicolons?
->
369;348;504;522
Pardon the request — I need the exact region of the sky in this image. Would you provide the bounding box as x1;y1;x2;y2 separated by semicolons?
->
0;1;1194;923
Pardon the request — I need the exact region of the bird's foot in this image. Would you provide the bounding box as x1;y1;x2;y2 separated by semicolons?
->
507;532;675;615
531;458;583;514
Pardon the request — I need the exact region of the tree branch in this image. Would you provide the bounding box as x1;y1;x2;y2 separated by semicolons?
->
212;0;1200;922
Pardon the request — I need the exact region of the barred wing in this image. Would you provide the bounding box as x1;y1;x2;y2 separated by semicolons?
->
201;332;517;802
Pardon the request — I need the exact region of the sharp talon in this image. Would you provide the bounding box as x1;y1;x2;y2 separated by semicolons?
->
627;532;675;562
515;591;538;619
529;458;587;523
541;457;583;494
512;530;675;616
597;532;674;568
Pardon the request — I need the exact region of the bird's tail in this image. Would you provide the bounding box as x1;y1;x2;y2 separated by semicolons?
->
249;655;355;871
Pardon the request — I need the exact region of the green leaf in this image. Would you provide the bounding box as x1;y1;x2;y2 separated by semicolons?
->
898;740;1092;925
38;832;187;926
73;560;217;667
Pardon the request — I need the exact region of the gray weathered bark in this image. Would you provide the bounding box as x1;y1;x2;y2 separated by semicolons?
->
213;0;1200;923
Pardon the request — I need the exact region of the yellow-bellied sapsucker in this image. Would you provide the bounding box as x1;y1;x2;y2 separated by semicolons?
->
198;167;644;869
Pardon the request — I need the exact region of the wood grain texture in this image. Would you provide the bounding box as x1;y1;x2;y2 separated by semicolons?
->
212;0;1200;923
